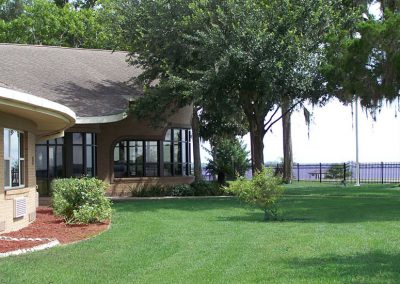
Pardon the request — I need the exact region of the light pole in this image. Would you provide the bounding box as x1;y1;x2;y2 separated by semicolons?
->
355;97;360;186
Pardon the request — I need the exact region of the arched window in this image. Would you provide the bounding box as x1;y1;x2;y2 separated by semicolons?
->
113;140;159;178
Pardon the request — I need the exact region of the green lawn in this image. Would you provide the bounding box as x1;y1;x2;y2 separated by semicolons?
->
1;184;400;283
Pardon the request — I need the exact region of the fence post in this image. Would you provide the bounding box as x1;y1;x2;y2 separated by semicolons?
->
381;162;384;184
297;163;300;182
319;163;322;183
343;163;346;183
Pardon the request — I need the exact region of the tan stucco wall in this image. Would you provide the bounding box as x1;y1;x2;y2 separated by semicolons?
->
0;187;37;233
0;118;38;233
68;105;193;195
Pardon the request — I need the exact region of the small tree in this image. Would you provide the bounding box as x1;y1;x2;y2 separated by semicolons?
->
225;167;284;221
205;137;250;185
325;164;352;180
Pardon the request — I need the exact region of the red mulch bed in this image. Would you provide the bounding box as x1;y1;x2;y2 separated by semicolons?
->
0;207;109;253
0;239;49;253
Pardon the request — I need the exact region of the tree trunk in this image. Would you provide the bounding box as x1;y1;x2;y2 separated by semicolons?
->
281;97;293;184
217;171;226;185
192;106;202;181
239;90;266;175
249;121;265;174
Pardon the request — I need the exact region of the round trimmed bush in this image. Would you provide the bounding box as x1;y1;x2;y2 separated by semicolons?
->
51;177;112;224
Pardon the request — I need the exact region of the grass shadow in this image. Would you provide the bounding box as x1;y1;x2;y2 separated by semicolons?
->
286;251;400;283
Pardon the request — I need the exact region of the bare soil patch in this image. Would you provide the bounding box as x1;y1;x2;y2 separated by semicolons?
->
0;207;109;253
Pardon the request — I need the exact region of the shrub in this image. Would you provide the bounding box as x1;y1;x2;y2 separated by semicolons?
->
224;167;284;221
171;184;194;196
130;184;173;197
52;177;112;224
191;180;225;196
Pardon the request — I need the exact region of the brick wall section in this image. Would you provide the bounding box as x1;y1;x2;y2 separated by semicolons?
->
109;176;195;196
0;126;37;234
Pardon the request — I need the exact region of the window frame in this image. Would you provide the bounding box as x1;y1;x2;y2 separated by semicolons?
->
71;133;97;178
4;128;25;190
36;137;65;180
113;139;160;178
163;128;192;177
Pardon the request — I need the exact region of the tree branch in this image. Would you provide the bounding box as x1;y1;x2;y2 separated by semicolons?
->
264;105;280;129
264;99;304;133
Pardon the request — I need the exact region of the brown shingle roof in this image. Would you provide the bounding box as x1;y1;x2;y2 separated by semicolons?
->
0;44;142;118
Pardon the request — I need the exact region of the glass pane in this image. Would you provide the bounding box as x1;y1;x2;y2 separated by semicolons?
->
129;141;143;163
48;146;55;178
20;160;25;185
181;130;186;141
114;143;126;162
165;129;172;141
163;142;171;163
4;160;10;187
145;164;158;176
174;142;182;163
35;146;48;178
182;142;187;163
173;129;181;142
48;139;56;145
129;164;143;177
86;146;93;177
19;132;24;158
56;138;64;145
86;133;92;145
73;133;83;145
114;162;127;178
10;130;20;186
72;146;83;177
4;129;9;158
11;162;19;187
146;141;158;163
163;164;172;176
56;146;64;177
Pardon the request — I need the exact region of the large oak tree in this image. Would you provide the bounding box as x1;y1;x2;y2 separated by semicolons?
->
120;0;357;174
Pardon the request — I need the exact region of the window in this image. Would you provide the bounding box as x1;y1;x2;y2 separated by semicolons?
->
72;133;97;177
4;129;24;189
36;137;65;180
163;128;191;176
113;140;159;177
35;133;97;196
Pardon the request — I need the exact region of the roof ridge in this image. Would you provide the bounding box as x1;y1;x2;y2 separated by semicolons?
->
0;43;129;54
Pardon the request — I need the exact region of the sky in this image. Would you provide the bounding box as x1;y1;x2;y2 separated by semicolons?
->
201;99;400;164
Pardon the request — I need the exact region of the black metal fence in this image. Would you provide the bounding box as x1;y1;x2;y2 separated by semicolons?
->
202;162;400;183
268;162;400;184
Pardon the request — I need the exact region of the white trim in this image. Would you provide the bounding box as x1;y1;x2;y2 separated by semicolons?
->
0;87;76;123
76;112;128;124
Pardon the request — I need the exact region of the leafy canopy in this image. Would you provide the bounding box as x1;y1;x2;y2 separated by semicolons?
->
120;0;355;171
0;0;126;50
